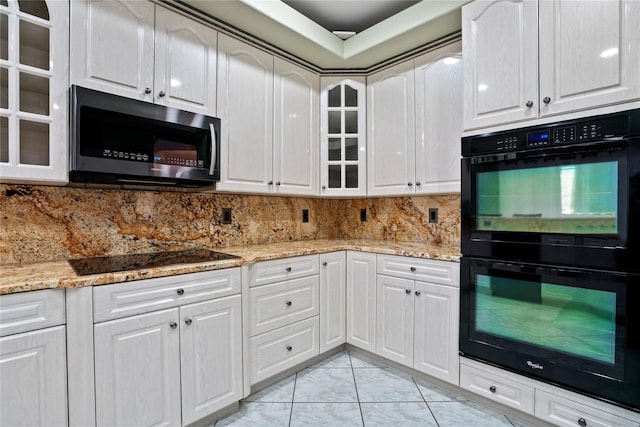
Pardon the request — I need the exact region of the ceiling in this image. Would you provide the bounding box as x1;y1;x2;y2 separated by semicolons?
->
179;0;469;70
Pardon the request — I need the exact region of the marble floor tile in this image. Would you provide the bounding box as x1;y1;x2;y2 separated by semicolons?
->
294;368;358;402
353;368;423;402
427;401;515;427
360;402;438;427
243;375;295;403
290;402;363;427
214;402;291;427
310;350;352;368
414;377;468;402
349;351;388;368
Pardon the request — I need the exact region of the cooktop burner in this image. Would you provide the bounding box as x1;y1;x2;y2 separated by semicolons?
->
68;249;240;276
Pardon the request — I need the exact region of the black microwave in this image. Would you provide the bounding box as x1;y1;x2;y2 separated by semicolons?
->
69;86;220;187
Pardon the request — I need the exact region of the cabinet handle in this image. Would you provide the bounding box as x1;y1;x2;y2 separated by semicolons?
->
286;345;293;352
286;267;292;272
276;181;281;186
410;266;416;272
415;291;421;296
169;322;177;329
489;386;496;393
405;289;411;294
415;182;421;187
543;96;551;104
184;318;192;325
577;418;587;427
158;91;166;98
526;100;533;108
285;301;292;307
322;185;326;190
322;262;328;266
407;182;413;187
268;180;274;185
176;289;184;295
144;87;152;94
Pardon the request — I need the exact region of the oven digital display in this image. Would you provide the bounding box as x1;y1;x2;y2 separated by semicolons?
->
527;130;550;146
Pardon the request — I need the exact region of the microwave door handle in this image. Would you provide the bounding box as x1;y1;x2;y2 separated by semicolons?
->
209;123;217;176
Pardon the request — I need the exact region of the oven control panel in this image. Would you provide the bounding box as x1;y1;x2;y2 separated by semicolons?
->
463;110;636;156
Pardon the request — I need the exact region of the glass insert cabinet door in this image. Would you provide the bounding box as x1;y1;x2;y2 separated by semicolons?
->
0;0;68;184
320;76;367;196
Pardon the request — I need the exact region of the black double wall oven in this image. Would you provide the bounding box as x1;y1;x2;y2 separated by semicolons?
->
460;108;640;411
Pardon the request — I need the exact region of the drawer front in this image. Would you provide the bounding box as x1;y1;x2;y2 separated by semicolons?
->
460;363;534;415
376;254;459;286
535;390;637;427
0;289;65;337
250;317;319;384
249;255;319;287
250;275;319;336
93;268;241;322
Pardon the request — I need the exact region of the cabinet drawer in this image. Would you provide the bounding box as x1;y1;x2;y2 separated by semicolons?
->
250;317;319;384
0;289;65;337
535;390;638;427
93;268;241;322
249;255;319;287
250;275;319;336
376;254;459;286
460;363;534;415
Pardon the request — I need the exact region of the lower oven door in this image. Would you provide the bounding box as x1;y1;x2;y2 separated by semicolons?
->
460;257;640;410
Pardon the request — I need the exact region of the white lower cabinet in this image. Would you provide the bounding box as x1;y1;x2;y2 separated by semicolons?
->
346;251;377;352
93;269;242;427
0;289;67;427
375;255;460;385
319;252;347;352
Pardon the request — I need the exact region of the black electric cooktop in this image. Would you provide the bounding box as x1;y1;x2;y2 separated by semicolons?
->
68;249;240;276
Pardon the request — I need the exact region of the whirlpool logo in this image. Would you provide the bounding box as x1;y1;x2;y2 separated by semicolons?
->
527;360;544;370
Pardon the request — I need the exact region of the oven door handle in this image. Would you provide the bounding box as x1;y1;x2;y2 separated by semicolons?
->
209;123;217;176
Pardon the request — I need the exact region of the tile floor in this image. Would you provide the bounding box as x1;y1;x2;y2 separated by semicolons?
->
212;350;534;426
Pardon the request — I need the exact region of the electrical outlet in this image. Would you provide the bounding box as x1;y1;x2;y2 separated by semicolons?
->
428;208;438;224
302;209;309;223
360;208;367;222
222;208;232;224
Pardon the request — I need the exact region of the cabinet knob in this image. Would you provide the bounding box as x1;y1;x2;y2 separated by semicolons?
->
286;345;293;352
322;185;327;191
489;385;496;393
184;318;192;325
543;96;551;104
144;87;152;94
276;181;281;186
410;266;416;272
415;182;421;187
169;322;177;329
286;267;292;272
526;100;533;108
285;301;292;307
577;418;587;427
322;262;328;267
158;91;166;98
176;289;184;295
268;180;274;185
405;289;411;294
415;291;421;296
407;182;413;187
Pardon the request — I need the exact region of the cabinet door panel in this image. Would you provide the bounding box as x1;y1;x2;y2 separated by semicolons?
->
346;251;377;352
273;58;319;195
0;326;67;427
375;275;414;367
463;0;538;129
154;7;217;115
367;60;416;195
181;295;242;425
94;309;181;427
217;34;273;193
71;0;154;100
320;252;346;352
413;282;459;385
539;0;640;115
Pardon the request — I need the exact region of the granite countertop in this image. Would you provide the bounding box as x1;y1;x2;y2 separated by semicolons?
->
0;239;460;295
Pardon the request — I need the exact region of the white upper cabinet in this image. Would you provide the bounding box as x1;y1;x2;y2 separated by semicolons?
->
217;34;274;193
367;60;416;196
71;0;217;115
320;76;367;196
273;58;319;196
415;42;463;195
0;0;68;184
463;0;640;130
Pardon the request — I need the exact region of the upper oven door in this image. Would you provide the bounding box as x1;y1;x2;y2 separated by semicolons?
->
461;140;631;269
